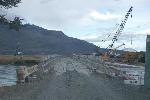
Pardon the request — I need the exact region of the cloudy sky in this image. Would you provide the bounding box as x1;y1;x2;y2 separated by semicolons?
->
5;0;150;51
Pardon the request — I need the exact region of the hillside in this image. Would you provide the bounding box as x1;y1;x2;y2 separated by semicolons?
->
0;24;98;55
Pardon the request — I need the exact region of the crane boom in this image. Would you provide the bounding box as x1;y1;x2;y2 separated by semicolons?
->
107;6;133;49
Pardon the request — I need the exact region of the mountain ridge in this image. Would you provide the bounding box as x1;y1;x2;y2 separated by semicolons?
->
0;24;98;55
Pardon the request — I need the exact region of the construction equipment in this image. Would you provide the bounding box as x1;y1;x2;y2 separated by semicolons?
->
101;43;125;61
100;6;133;61
109;43;125;56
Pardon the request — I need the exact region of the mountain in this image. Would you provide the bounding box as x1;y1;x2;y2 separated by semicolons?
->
0;24;98;55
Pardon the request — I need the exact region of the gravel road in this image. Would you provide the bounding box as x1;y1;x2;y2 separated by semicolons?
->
0;55;150;100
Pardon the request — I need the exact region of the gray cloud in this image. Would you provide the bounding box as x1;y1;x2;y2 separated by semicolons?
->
40;0;54;4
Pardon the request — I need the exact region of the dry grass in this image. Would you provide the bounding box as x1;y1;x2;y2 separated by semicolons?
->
0;55;44;64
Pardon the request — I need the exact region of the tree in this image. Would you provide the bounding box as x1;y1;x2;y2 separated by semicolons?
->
0;15;9;24
9;17;23;31
0;0;21;9
0;0;23;31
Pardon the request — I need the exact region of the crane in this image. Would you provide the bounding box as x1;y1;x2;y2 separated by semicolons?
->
100;6;133;61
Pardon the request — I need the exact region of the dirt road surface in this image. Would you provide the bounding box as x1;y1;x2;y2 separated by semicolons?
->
0;56;150;100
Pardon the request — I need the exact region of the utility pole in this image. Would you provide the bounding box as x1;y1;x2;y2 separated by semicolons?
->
14;42;23;65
